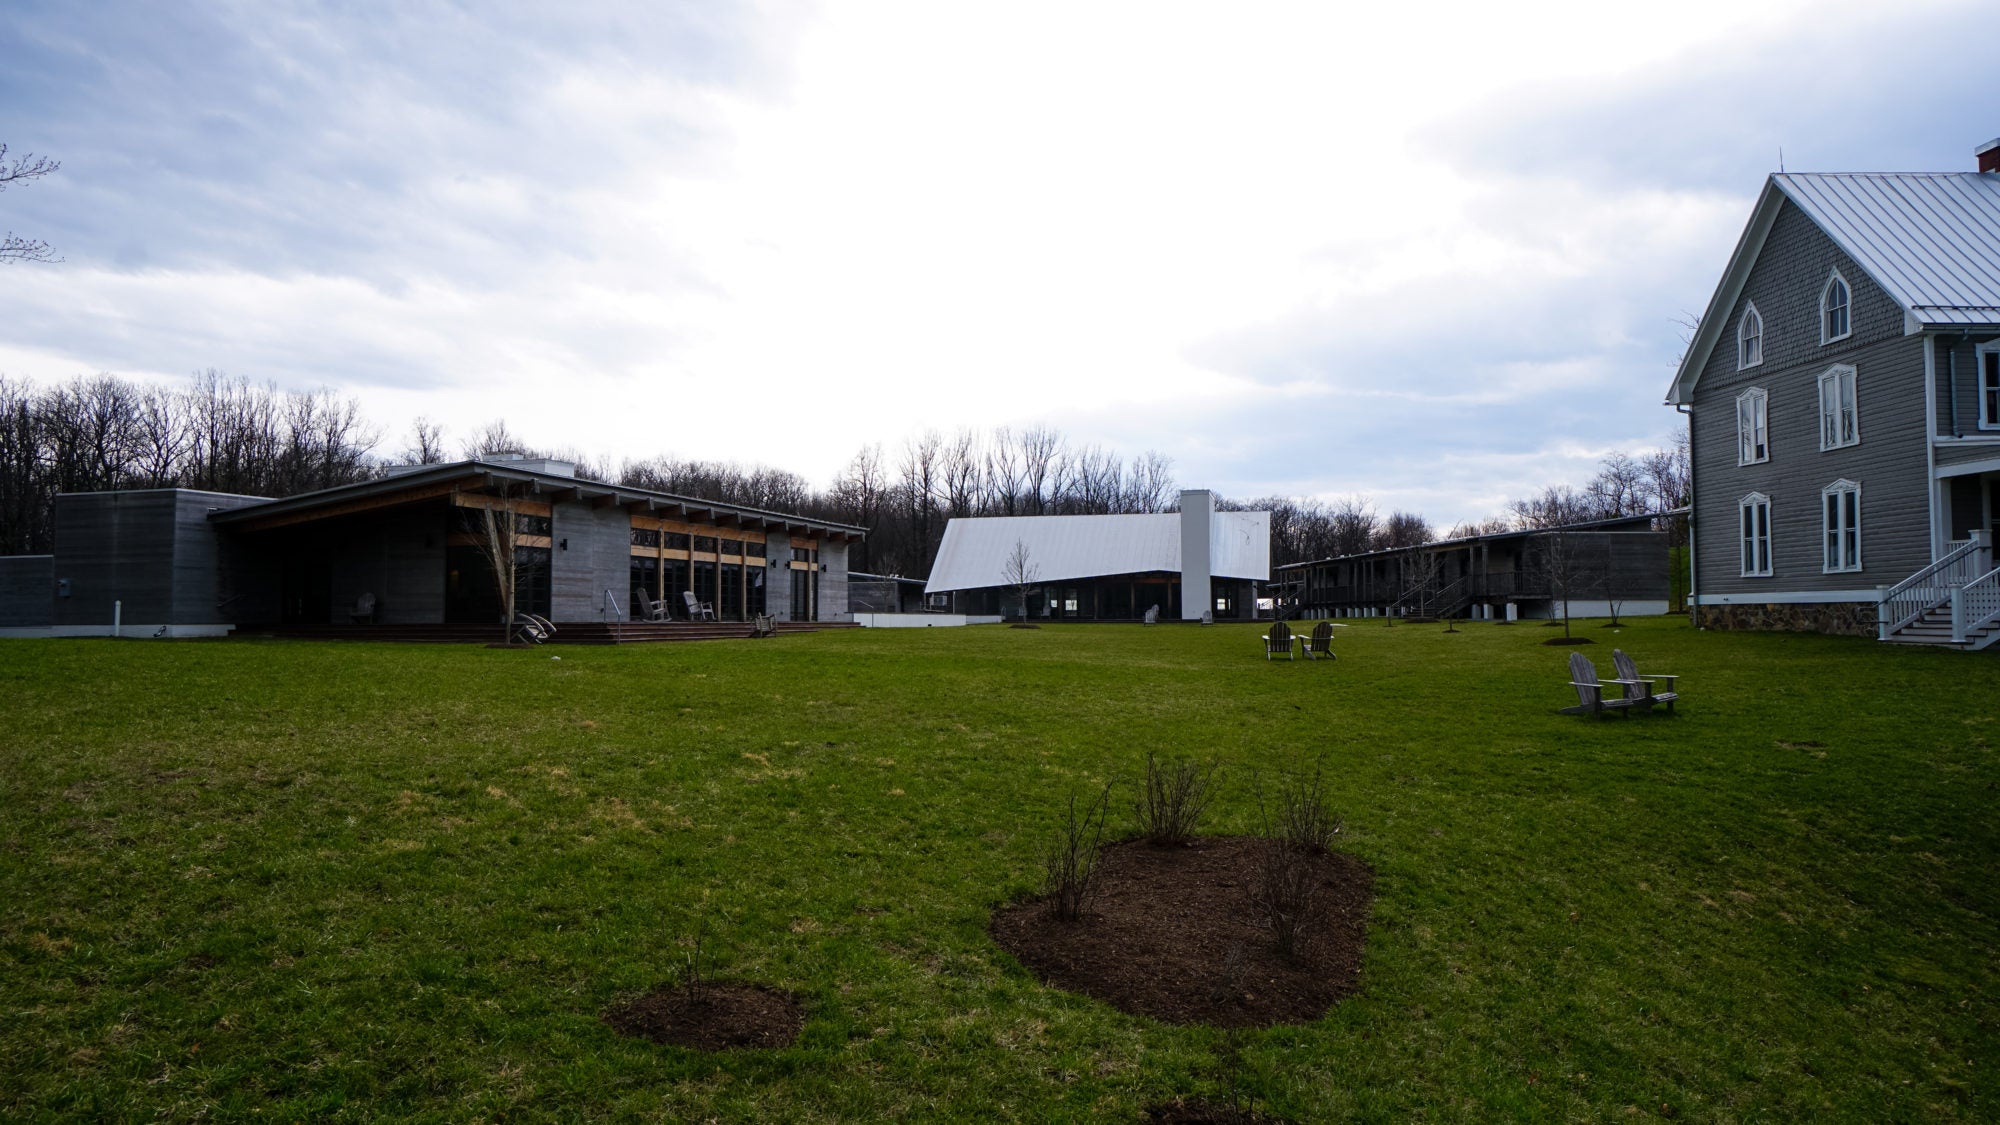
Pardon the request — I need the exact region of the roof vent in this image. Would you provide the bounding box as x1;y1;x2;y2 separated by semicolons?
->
1979;137;2000;174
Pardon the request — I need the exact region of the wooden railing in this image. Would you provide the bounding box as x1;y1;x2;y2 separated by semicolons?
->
1956;566;2000;643
1879;534;1989;638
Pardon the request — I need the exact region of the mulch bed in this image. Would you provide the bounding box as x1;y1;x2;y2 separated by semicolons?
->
601;983;803;1051
1540;636;1595;646
990;837;1374;1027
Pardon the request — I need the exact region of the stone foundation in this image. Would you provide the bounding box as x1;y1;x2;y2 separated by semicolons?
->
1694;601;1877;637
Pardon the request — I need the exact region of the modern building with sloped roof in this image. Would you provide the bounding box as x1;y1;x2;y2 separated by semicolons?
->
924;490;1270;620
0;455;863;639
1667;139;2000;645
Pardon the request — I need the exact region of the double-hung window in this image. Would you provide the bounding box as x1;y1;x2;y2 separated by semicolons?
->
1820;272;1852;343
1739;492;1772;577
1737;303;1763;369
1817;364;1859;449
1736;387;1769;464
1979;341;2000;430
1822;480;1861;572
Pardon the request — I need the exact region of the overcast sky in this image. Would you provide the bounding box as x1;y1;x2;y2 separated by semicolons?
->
2;0;1995;526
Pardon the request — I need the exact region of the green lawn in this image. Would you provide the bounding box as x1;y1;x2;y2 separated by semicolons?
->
0;619;1993;1122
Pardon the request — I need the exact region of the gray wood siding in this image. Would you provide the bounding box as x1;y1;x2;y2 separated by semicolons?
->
0;555;54;627
551;502;631;621
53;492;178;625
172;492;266;624
1930;331;2000;438
50;490;264;626
1692;199;1930;597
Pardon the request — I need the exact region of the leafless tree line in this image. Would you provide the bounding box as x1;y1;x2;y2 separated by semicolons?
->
0;370;380;553
1;365;1689;579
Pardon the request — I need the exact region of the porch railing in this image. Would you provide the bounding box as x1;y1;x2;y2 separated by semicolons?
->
1879;531;1992;638
1955;566;2000;644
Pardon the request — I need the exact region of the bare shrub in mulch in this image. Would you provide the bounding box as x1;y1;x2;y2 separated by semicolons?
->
601;982;803;1051
601;913;804;1051
991;836;1374;1027
1043;784;1113;921
1135;753;1220;846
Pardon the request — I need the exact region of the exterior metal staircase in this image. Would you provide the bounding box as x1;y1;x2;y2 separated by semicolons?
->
1878;531;2000;649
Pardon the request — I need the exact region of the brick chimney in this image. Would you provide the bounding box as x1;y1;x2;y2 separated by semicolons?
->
1980;138;2000;174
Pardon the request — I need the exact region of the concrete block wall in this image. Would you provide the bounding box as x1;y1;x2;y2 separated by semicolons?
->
551;501;632;622
819;540;850;620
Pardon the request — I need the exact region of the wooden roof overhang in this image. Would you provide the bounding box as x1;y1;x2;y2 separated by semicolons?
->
207;460;869;540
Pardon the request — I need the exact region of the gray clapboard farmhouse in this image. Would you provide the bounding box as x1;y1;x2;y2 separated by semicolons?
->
1669;141;2000;646
0;455;862;639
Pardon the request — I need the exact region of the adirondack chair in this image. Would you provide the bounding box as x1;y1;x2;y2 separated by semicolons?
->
1200;609;1214;625
750;613;778;638
634;589;670;622
349;592;377;624
1142;605;1160;625
1262;620;1295;661
1612;649;1679;713
682;590;716;621
1561;651;1644;717
1302;620;1337;660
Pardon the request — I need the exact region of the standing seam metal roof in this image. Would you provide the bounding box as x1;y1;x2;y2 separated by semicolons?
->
1773;173;2000;325
923;512;1271;594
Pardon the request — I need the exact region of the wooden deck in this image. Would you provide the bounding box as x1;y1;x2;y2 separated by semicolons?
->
246;621;858;645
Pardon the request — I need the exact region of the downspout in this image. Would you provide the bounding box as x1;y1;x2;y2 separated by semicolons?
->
1947;332;1961;438
1677;403;1696;626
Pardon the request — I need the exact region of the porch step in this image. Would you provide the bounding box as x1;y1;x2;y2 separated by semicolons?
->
1881;605;1997;648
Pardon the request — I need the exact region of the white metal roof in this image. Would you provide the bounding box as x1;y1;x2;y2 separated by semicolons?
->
924;512;1271;593
1669;172;2000;404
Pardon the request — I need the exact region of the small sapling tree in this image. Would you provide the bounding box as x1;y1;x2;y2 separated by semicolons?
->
1002;537;1039;622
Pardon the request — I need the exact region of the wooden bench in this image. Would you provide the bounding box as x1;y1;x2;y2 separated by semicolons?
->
1560;651;1645;718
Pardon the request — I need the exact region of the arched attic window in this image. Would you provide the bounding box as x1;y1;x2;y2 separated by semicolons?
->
1738;302;1764;369
1820;271;1851;344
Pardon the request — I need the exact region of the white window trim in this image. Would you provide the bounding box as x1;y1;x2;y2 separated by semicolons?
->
1817;364;1860;451
1822;478;1862;573
1736;386;1769;465
1819;270;1853;345
1978;340;2000;431
1737;301;1764;370
1739;491;1773;578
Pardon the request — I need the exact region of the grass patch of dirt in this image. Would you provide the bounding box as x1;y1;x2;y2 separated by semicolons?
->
601;982;803;1051
990;837;1374;1028
1540;636;1595;646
